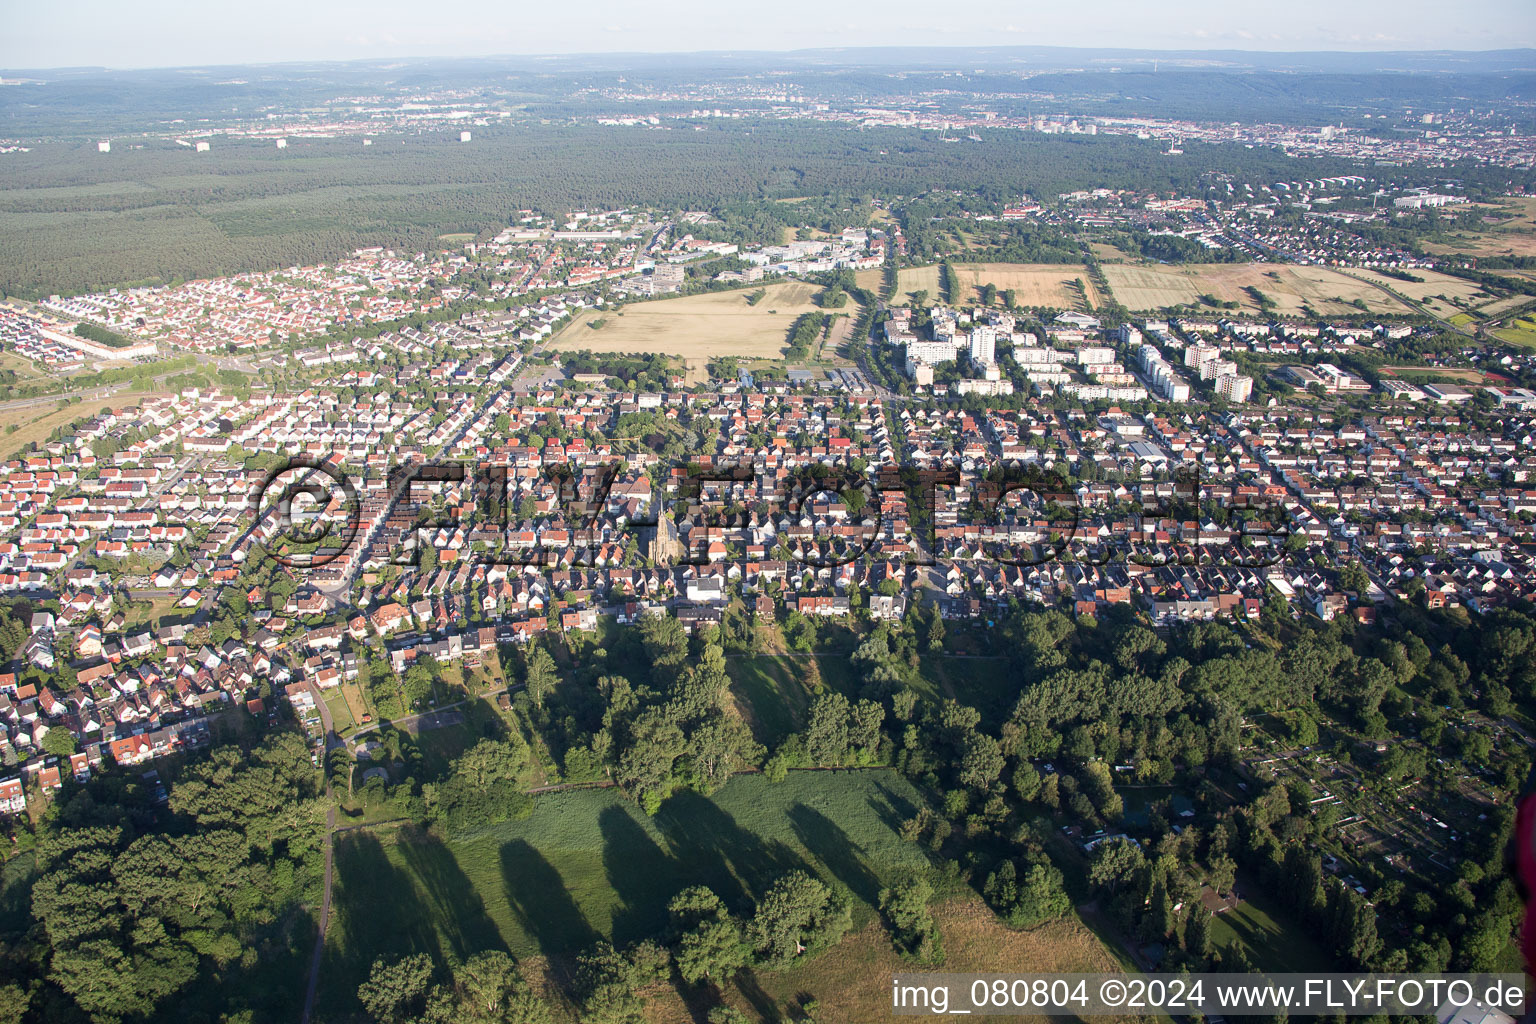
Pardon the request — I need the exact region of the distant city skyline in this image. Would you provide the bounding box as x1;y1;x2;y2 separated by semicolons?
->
4;0;1535;71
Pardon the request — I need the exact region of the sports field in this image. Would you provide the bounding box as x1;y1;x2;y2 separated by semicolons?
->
1100;263;1415;316
550;281;826;360
1382;365;1490;384
952;262;1100;308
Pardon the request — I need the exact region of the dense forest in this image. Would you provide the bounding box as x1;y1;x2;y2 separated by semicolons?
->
0;125;1374;298
0;730;326;1023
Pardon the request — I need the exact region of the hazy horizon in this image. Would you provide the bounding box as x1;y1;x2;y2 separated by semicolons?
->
6;0;1535;73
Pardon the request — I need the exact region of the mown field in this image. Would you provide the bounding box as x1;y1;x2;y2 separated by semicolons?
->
0;391;153;459
550;282;826;363
876;263;1100;309
1100;263;1414;316
320;767;1145;1024
0;350;59;383
1207;883;1334;973
853;267;886;294
1476;294;1536;319
892;265;943;304
320;771;933;1016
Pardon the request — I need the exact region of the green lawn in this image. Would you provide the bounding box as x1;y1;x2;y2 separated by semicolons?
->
812;653;862;697
1495;317;1536;348
320;770;930;1015
1208;882;1335;972
322;688;356;736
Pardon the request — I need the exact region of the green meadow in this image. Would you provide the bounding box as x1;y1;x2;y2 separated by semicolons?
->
319;770;931;1015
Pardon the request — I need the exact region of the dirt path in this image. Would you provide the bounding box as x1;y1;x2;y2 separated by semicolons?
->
301;679;341;1024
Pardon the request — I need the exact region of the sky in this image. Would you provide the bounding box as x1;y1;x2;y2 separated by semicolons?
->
4;0;1535;70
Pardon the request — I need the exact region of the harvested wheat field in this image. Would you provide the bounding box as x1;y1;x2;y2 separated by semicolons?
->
641;894;1144;1024
1477;294;1536;318
893;265;943;304
1422;197;1536;260
854;268;886;293
1346;268;1496;318
551;281;826;360
1101;263;1415;317
954;262;1100;308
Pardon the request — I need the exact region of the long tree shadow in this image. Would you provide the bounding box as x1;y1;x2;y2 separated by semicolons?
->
867;779;920;834
499;839;600;957
787;803;883;907
395;824;504;960
652;789;808;914
598;804;681;946
733;967;783;1023
320;831;443;1018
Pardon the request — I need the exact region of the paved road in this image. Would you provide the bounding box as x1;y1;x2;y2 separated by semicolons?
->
0;383;129;413
1336;269;1477;339
0;358;252;417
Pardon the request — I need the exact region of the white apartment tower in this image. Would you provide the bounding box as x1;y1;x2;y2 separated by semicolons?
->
1201;358;1238;381
968;326;996;367
1185;344;1220;370
1216;373;1254;403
